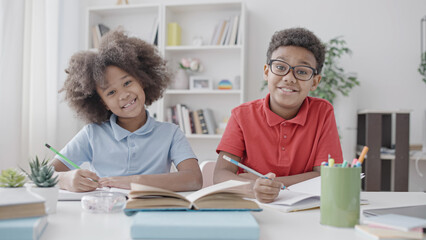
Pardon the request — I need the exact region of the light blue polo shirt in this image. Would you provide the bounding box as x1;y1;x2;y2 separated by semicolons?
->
56;111;197;177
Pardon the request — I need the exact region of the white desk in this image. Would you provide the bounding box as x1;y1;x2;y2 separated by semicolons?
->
42;192;426;240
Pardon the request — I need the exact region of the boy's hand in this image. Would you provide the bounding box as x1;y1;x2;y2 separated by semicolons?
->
253;172;282;203
58;169;100;192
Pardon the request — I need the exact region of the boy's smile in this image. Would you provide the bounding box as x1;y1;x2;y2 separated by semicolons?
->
96;65;147;131
264;46;321;120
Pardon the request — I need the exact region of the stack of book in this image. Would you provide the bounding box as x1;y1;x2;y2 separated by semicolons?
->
210;14;241;46
125;180;260;240
355;214;426;239
166;104;217;135
0;188;48;240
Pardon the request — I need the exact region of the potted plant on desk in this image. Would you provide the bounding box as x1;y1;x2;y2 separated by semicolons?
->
21;156;59;214
0;168;27;193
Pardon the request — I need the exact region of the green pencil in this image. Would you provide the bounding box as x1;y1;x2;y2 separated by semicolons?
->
45;143;80;169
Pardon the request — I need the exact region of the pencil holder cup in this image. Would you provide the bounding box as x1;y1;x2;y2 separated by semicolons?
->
320;166;361;228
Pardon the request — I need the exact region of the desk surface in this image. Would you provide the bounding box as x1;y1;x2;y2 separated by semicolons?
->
42;192;426;240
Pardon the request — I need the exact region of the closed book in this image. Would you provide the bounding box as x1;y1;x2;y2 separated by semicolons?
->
363;214;426;232
167;22;181;46
202;108;217;135
131;211;259;240
124;180;260;215
0;216;48;240
0;188;46;220
192;109;203;134
355;224;423;240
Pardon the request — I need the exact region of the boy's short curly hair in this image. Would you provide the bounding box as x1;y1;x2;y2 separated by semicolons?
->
266;28;326;74
61;29;170;124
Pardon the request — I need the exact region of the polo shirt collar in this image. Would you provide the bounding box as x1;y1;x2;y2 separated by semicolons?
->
110;110;154;141
263;93;309;127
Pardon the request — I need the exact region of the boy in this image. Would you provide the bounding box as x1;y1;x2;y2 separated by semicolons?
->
214;28;343;203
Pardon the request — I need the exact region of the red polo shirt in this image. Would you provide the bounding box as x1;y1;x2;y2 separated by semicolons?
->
217;94;343;176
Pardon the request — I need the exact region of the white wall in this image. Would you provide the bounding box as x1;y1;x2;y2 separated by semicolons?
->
56;0;426;187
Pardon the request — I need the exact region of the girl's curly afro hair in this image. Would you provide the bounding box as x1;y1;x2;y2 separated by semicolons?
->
61;29;170;124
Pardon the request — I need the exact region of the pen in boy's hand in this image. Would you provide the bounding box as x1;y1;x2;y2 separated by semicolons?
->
222;155;287;190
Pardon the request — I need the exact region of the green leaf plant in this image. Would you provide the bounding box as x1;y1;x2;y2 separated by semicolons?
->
21;156;58;188
0;168;26;188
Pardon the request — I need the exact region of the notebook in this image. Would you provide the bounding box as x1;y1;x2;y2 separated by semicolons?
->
0;216;48;240
58;187;130;201
131;211;259;240
363;205;426;220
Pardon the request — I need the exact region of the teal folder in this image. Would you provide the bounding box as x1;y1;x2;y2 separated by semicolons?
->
0;216;48;240
131;211;259;240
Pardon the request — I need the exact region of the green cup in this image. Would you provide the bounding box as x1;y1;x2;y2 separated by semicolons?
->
320;166;361;228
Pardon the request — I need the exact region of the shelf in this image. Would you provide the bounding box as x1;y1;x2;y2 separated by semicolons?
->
165;89;241;95
165;45;242;51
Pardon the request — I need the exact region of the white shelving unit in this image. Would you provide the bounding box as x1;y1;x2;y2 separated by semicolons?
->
86;1;246;162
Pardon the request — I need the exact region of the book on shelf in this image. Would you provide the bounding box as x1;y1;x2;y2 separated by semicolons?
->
220;18;231;45
0;216;48;240
362;214;426;232
215;20;227;45
197;109;209;134
181;105;192;135
0;188;46;220
202;108;217;135
355;224;424;240
131;211;259;240
124;180;261;215
192;109;203;134
91;26;100;48
150;16;159;46
228;15;240;45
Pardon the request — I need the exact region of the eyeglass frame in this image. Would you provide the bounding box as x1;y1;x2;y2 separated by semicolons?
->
268;59;318;81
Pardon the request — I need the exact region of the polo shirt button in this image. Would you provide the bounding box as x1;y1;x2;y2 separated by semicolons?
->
281;147;285;151
283;135;287;139
283;123;286;126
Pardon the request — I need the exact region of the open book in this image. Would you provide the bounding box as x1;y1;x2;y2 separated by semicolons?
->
124;180;261;215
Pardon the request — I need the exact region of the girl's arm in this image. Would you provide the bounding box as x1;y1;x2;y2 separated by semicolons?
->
52;159;100;192
98;158;202;192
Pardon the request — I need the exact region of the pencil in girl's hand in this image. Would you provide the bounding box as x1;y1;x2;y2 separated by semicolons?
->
45;143;80;169
222;155;287;190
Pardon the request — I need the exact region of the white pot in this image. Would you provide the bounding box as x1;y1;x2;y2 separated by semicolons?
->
28;185;59;214
172;69;189;89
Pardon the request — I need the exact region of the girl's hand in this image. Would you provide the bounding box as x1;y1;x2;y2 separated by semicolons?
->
99;176;134;189
253;172;283;203
58;169;100;192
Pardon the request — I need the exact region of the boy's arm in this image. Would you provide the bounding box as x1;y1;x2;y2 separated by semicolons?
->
98;158;202;192
52;159;100;192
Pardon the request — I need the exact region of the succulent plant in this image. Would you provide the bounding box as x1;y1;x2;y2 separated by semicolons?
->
22;156;58;187
0;168;27;187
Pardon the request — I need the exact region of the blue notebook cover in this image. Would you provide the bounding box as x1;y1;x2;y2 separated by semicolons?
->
131;211;259;240
0;216;48;240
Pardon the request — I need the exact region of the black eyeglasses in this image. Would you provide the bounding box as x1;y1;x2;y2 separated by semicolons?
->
268;59;317;81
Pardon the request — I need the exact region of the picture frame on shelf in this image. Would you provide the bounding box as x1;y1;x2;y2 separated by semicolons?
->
190;76;212;90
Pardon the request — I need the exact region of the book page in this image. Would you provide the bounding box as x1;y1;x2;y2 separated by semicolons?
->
128;183;184;200
186;180;249;203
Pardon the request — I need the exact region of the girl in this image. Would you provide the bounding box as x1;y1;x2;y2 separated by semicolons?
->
53;29;202;192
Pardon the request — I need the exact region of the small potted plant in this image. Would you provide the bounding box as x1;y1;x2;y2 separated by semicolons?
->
21;156;59;214
0;168;26;191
